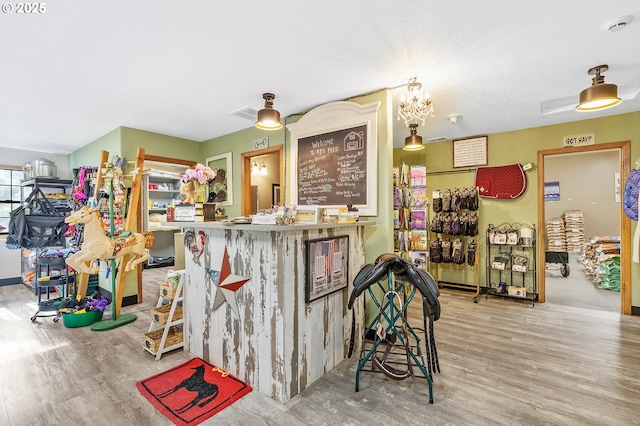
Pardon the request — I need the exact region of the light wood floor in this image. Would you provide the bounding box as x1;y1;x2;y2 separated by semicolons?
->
1;266;640;425
545;256;620;312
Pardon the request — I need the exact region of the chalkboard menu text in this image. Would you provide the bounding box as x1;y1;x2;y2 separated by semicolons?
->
297;124;368;206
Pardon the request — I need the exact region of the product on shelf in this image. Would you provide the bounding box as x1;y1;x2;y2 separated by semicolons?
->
429;185;481;302
393;163;429;270
486;222;537;303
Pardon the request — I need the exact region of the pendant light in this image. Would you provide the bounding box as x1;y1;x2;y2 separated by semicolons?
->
575;65;621;112
403;123;425;151
255;93;283;130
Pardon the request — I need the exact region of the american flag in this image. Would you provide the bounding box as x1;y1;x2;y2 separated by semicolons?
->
322;239;336;277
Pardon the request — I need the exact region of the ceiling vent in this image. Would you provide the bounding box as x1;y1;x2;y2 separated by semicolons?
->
230;106;259;121
605;15;633;32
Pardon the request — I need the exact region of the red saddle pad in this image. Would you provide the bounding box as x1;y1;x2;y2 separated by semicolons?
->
475;164;527;199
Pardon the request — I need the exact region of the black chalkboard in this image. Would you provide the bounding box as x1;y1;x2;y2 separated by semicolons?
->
297;124;367;206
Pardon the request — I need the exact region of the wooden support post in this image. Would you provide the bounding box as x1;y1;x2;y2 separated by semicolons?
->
114;147;145;317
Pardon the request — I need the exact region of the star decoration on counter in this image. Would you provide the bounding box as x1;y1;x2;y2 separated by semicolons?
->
205;247;250;317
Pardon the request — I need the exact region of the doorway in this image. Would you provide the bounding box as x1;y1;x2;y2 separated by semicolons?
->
537;141;631;314
139;154;196;302
240;146;284;216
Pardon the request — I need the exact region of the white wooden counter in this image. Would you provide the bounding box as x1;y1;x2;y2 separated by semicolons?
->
178;221;373;403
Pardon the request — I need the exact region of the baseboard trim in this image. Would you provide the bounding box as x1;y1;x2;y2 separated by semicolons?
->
122;294;138;307
0;277;22;287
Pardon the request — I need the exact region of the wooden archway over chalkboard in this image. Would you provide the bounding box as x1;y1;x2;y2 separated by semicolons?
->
286;100;380;216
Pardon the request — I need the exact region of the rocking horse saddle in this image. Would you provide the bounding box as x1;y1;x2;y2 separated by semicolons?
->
348;254;440;321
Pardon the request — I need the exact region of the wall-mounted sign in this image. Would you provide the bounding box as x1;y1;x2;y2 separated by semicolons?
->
453;136;488;168
544;181;560;201
563;133;594;147
253;136;269;150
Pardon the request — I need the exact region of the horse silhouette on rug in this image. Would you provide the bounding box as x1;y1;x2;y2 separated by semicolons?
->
157;364;219;414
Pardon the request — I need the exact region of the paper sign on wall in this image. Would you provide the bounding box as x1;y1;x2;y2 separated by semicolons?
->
253;136;269;150
563;133;595;147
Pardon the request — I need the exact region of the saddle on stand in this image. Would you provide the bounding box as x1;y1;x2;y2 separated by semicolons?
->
347;254;441;404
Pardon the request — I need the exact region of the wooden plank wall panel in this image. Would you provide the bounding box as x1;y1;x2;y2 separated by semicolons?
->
183;225;368;404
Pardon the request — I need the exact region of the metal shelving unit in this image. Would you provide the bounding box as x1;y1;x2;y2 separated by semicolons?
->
485;222;537;305
20;178;72;293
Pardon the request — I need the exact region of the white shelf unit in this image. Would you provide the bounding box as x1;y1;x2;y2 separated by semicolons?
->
144;270;184;360
142;169;183;266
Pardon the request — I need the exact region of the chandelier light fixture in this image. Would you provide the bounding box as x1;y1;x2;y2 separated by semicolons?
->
396;77;435;126
403;123;425;151
255;93;283;130
575;65;621;112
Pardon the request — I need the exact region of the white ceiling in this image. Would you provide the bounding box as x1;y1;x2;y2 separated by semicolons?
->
2;1;639;155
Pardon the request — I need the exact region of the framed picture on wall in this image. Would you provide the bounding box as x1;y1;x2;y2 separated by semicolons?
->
206;152;233;206
453;136;488;168
304;235;349;303
272;183;281;206
295;205;320;224
544;181;560;201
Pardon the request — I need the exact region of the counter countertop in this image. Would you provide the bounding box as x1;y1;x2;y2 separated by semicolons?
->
161;220;375;232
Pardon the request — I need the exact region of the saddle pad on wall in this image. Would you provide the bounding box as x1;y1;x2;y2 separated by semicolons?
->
475;163;527;199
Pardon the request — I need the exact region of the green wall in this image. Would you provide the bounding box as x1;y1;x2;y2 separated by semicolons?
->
68;127;121;169
199;122;292;219
353;90;395;263
69;126;202;300
71;105;640;309
395;111;640;306
201;90;396;263
69;126;202;170
120;127;201;163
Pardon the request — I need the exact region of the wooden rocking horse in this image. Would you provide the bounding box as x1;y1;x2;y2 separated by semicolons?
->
65;206;154;274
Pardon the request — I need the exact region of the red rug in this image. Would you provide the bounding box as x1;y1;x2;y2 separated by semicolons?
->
136;358;252;425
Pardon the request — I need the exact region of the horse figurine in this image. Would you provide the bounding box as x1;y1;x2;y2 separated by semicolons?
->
65;206;154;274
